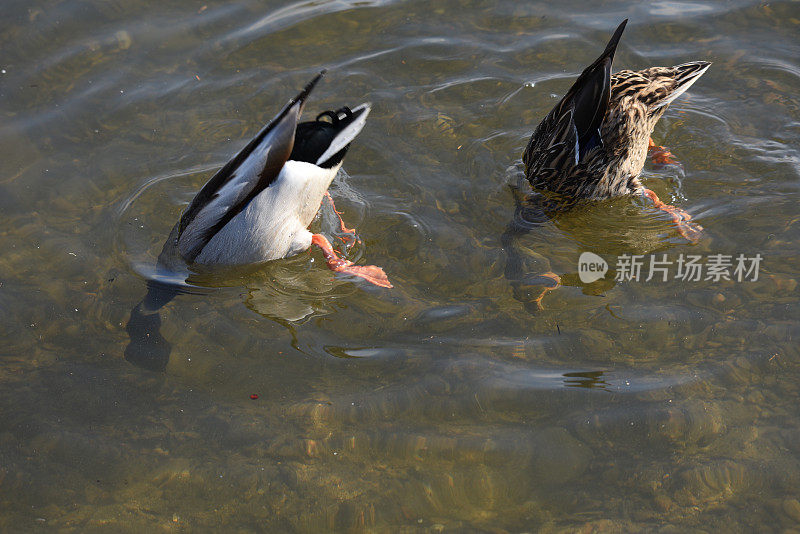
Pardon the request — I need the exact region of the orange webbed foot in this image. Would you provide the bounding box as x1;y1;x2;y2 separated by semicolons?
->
311;234;392;288
674;218;703;243
648;137;679;166
324;191;359;246
642;188;703;243
530;272;561;310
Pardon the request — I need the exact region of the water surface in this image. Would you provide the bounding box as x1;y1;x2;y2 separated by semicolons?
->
1;0;800;531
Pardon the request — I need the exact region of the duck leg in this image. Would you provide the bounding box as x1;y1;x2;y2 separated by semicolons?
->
642;188;703;242
517;272;561;311
648;137;679;166
502;184;562;312
324;191;359;245
311;233;392;288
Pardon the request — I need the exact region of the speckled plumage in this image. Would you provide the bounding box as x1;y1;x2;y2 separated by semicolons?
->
523;20;710;200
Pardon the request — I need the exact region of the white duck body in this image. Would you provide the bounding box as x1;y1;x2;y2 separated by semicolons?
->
194;160;340;264
157;72;371;269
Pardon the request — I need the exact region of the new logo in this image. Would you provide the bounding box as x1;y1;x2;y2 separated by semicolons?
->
578;252;609;283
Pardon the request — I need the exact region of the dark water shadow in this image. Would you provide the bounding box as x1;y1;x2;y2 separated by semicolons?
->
123;255;211;372
562;370;610;390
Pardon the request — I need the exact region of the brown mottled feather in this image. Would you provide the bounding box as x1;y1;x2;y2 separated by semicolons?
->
524;21;710;200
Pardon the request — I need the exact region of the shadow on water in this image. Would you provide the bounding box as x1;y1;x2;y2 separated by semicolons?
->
562;370;610;390
124;281;179;372
123;240;205;372
122;212;385;372
123;249;325;372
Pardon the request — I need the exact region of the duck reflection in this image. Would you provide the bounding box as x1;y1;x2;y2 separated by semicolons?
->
562;370;610;390
124;280;179;372
124;252;358;372
501;174;683;313
123;254;207;373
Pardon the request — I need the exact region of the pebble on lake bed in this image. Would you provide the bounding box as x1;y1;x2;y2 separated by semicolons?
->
675;460;753;506
114;30;132;50
783;498;800;523
528;427;590;485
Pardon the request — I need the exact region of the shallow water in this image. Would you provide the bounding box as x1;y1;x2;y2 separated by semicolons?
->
1;0;800;531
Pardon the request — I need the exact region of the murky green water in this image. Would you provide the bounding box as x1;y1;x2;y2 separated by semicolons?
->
2;0;800;531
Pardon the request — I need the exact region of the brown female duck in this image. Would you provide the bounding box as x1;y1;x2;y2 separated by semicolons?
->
523;19;710;241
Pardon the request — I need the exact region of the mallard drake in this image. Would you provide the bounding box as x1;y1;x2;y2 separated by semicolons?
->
160;70;391;287
125;71;390;372
523;19;710;241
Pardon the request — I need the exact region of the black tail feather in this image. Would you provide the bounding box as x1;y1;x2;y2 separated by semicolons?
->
176;70;326;250
570;19;627;158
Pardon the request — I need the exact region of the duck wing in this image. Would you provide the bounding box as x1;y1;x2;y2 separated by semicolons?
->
175;72;325;262
524;20;627;177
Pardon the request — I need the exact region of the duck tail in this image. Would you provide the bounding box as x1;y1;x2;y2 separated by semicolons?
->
568;19;628;156
314;103;371;167
293;70;326;113
652;61;712;109
602;19;628;57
